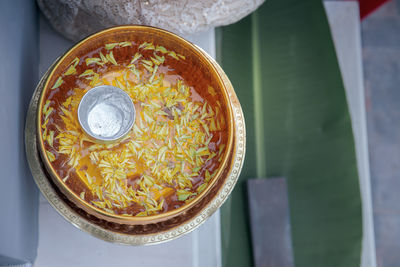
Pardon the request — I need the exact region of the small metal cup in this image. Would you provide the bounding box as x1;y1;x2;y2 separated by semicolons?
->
77;85;135;142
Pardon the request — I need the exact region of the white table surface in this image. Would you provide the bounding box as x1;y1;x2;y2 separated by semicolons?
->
34;2;376;266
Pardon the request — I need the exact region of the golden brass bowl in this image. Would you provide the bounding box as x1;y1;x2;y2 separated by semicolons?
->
36;26;237;226
26;40;246;244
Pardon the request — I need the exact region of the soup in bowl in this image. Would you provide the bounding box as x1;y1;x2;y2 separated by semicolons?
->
37;26;234;224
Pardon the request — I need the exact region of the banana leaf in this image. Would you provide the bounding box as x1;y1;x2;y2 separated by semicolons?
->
216;0;363;266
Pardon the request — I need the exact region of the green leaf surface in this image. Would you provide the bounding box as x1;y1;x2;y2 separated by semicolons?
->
217;0;363;266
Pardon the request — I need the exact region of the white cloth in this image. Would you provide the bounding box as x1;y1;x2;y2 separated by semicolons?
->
37;0;265;41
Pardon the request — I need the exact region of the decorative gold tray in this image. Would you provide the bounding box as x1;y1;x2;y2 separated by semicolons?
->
25;47;246;245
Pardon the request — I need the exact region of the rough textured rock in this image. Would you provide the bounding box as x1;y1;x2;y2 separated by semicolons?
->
38;0;265;41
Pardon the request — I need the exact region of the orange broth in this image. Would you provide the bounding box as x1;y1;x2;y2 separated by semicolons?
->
40;40;227;216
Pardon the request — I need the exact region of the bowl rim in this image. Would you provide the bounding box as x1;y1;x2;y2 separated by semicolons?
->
26;56;245;244
36;25;235;223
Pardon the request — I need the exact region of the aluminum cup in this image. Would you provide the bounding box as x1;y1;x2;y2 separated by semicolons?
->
77;85;135;142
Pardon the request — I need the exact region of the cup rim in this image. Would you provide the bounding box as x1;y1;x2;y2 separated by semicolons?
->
77;85;136;142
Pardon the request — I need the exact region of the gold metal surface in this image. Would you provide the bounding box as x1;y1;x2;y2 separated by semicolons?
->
36;26;235;224
25;30;246;245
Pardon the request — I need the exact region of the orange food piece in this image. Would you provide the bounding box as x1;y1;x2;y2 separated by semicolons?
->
152;187;174;201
